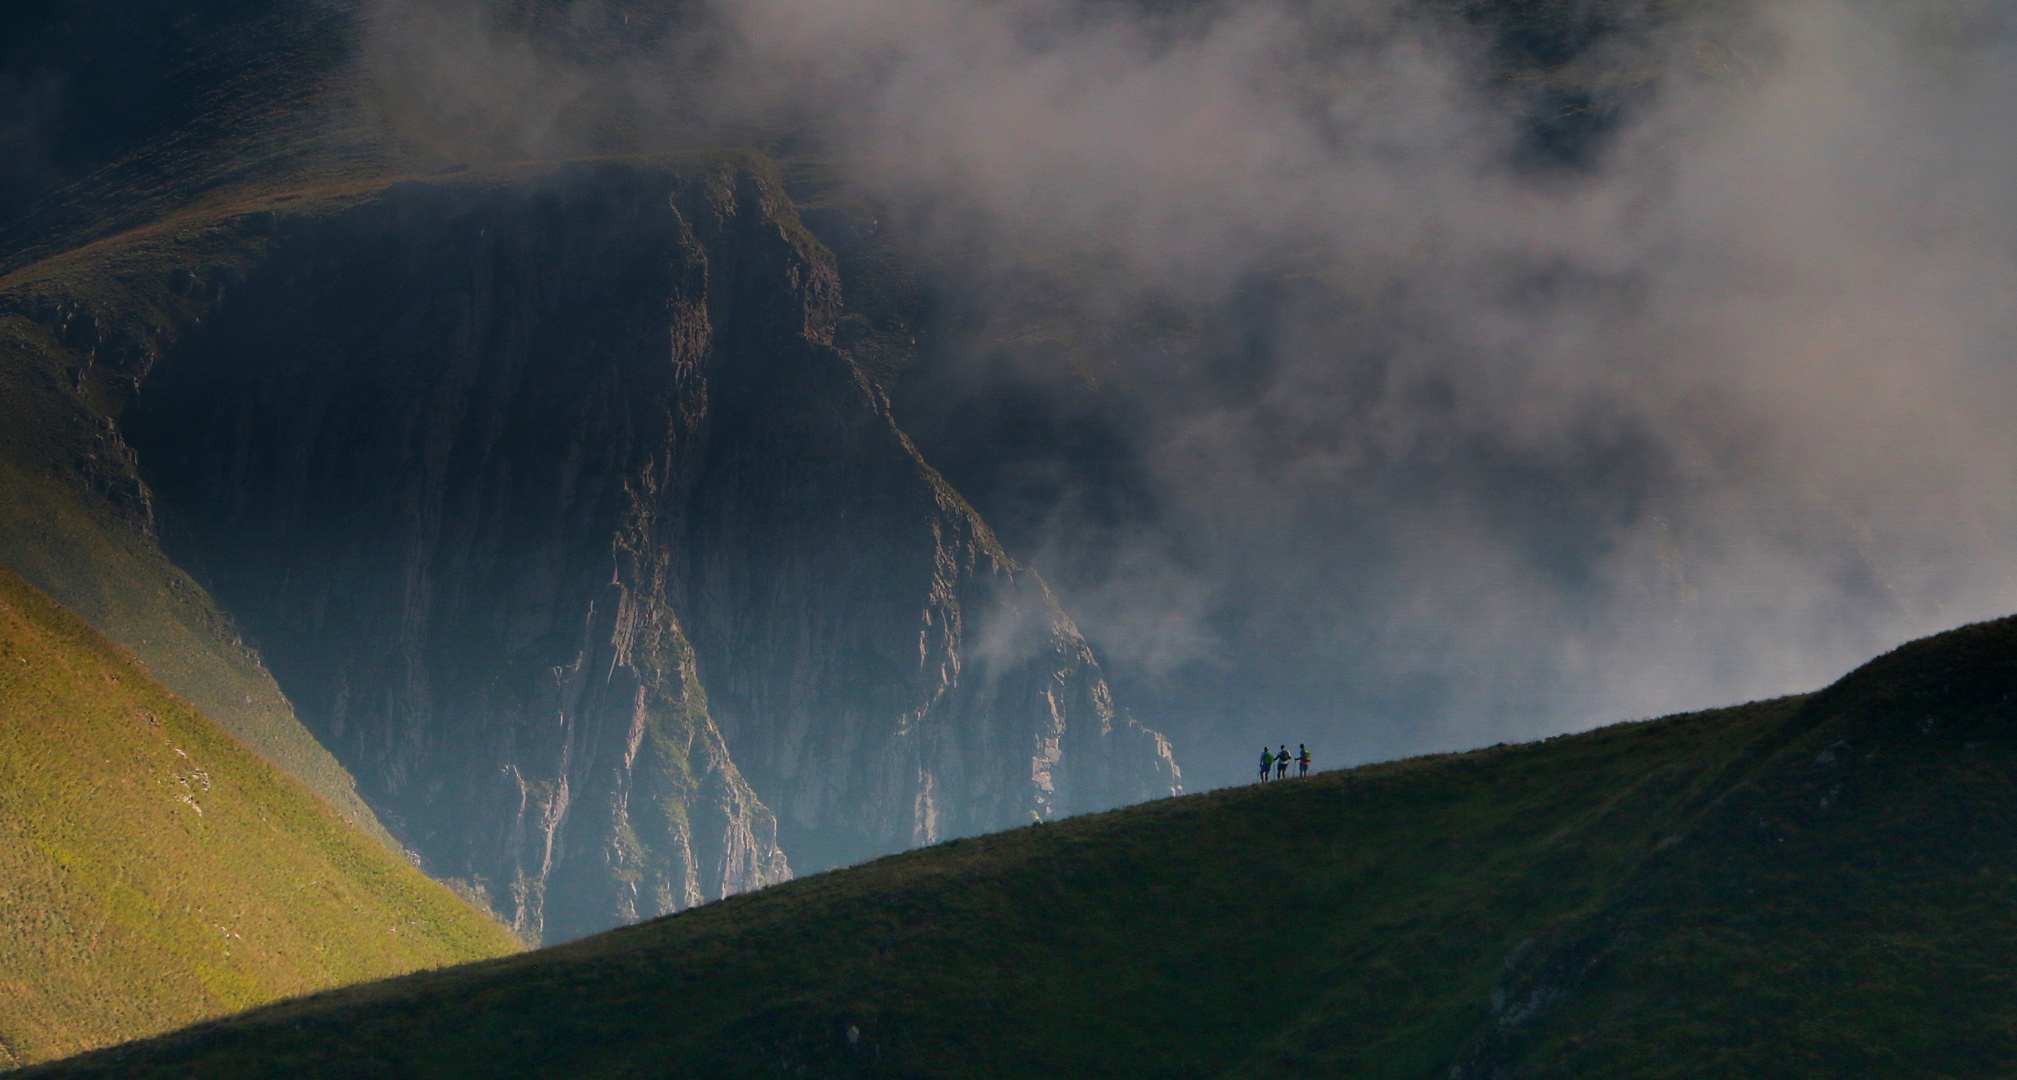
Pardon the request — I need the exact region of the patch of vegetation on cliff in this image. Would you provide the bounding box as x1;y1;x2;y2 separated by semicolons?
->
0;565;521;1069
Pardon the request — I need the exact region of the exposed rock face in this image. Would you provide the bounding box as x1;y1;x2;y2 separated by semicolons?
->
126;156;1180;941
690;324;1181;869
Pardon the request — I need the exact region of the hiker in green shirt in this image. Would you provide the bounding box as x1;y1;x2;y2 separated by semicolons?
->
1259;747;1275;782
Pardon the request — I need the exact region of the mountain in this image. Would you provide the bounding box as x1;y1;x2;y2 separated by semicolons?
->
0;564;519;1070
0;282;395;848
17;614;2016;1078
0;0;1181;945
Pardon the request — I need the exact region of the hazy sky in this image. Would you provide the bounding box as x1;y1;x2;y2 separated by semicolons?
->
360;0;2017;786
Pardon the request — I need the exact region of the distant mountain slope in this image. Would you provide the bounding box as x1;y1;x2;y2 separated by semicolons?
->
0;151;1180;944
0;0;1648;952
0;564;520;1069
0;283;395;847
22;613;2017;1079
0;0;364;263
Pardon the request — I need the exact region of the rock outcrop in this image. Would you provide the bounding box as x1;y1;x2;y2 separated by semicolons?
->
111;155;1178;941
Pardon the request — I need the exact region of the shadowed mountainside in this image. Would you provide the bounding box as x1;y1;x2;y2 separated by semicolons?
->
2;0;1706;963
0;564;519;1070
20;614;2017;1078
0;226;397;849
0;151;1180;944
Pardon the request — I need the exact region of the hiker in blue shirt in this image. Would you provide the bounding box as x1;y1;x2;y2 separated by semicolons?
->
1298;744;1311;777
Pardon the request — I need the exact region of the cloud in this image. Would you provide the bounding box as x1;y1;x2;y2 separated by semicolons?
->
352;0;2017;784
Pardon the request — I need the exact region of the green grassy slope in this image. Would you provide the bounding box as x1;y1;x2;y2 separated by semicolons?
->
0;565;521;1069
0;299;397;845
21;615;2017;1079
1457;616;2017;1078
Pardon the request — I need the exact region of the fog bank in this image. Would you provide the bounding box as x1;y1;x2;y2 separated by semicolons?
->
359;0;2017;785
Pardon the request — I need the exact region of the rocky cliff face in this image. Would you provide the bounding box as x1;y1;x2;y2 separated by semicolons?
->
110;155;1178;941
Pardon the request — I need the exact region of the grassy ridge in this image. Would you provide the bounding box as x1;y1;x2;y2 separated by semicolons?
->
1467;615;2017;1077
0;565;520;1068
22;615;2017;1078
13;691;1809;1077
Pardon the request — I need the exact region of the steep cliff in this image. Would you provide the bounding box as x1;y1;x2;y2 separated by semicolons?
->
683;238;1182;869
4;153;1182;942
